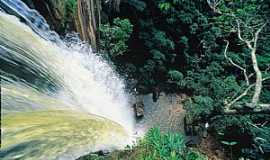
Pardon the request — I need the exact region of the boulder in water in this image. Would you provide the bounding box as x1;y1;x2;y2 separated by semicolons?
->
133;101;144;118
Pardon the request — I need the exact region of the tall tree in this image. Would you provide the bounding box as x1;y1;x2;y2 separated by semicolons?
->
76;0;101;51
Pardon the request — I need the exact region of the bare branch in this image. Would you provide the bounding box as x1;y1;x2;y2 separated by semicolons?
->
224;40;250;85
225;76;270;109
233;20;266;108
207;0;222;14
248;72;255;78
223;15;268;110
262;76;270;81
254;23;266;47
259;104;270;108
265;65;270;73
246;41;253;50
249;23;266;107
235;19;254;49
225;85;253;110
224;106;270;114
236;19;246;42
249;66;270;79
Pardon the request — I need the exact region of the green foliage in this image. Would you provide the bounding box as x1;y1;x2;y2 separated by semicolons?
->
158;2;172;11
184;96;214;122
142;128;207;160
168;70;183;81
144;128;186;159
100;0;270;158
59;0;77;32
100;18;133;56
65;0;77;15
167;70;184;89
79;128;207;160
119;0;214;89
210;114;270;158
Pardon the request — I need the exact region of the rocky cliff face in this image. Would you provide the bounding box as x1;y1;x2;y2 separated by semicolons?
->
22;0;76;34
22;0;120;50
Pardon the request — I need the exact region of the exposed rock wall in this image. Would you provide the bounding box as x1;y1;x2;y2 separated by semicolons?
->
22;0;121;51
22;0;76;34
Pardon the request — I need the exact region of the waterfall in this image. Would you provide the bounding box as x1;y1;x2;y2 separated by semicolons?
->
0;0;134;159
0;0;62;43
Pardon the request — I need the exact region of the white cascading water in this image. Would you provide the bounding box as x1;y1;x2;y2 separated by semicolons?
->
0;0;135;159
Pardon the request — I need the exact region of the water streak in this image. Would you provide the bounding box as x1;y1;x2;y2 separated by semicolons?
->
0;1;134;159
0;0;61;43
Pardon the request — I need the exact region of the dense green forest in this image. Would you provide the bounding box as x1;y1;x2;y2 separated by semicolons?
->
22;0;270;159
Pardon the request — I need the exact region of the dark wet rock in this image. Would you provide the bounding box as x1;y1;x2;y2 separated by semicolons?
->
185;136;201;146
93;150;110;156
133;101;144;118
19;0;76;34
152;86;161;102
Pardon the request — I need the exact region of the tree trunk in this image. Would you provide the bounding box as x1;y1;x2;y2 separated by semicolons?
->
224;107;270;115
250;46;262;108
76;0;101;52
248;24;265;108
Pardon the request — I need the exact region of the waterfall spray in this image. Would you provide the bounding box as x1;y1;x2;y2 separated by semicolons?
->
0;1;135;159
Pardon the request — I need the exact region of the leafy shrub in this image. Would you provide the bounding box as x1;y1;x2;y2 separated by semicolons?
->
78;128;207;160
184;96;214;123
141;128;207;160
167;70;184;88
100;18;133;56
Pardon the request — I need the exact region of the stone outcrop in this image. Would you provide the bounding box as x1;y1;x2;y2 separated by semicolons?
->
22;0;76;34
133;101;144;118
22;0;122;50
